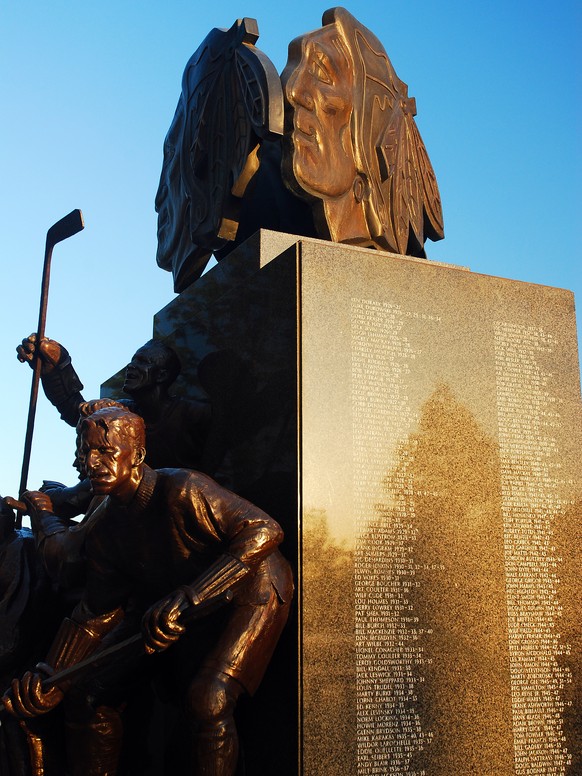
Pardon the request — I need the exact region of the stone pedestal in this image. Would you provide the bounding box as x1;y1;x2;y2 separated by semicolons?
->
105;231;582;775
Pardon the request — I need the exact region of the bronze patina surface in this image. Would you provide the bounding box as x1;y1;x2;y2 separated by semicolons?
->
155;17;286;292
2;5;578;774
281;8;444;256
155;8;444;292
2;404;293;775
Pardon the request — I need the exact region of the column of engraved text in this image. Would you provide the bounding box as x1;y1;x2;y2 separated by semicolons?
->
494;321;572;774
351;299;433;775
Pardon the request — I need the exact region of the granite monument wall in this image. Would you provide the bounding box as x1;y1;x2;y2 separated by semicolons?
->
104;231;581;774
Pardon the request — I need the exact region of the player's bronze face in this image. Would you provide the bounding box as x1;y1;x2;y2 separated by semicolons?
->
82;423;135;498
284;25;356;199
123;345;160;394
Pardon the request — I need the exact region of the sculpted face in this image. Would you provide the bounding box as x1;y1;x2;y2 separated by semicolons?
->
123;344;162;394
284;24;356;199
155;101;190;270
281;8;444;253
81;422;138;500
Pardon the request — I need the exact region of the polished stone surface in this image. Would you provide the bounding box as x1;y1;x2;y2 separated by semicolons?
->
298;238;581;775
103;230;581;775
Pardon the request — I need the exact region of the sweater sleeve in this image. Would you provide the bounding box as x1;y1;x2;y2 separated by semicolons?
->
189;474;284;567
40;354;84;426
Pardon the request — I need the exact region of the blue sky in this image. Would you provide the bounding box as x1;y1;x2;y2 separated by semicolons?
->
1;0;580;498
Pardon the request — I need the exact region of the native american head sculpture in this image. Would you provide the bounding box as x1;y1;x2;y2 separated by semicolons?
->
281;7;444;257
156;9;444;291
155;18;285;292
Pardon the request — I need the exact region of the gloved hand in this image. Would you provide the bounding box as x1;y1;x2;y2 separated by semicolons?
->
2;663;64;719
16;334;66;374
141;589;187;654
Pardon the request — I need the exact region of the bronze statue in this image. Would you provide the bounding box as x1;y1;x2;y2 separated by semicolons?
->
281;7;444;256
17;334;211;474
3;406;293;776
0;496;65;776
155;9;444;292
155;17;286;292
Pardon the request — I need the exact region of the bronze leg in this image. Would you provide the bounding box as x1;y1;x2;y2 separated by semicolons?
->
185;669;243;776
65;705;123;776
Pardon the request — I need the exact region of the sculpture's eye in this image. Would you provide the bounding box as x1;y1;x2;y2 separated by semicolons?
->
309;54;332;85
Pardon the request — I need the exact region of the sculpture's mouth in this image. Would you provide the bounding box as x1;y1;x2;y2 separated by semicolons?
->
89;473;110;485
294;128;317;147
123;371;142;392
157;207;169;233
293;110;318;145
155;188;189;262
156;203;174;248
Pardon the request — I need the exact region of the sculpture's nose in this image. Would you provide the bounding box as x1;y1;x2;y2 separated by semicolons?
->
86;450;100;471
287;66;315;111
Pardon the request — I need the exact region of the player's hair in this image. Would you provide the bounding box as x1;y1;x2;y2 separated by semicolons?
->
79;406;146;451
